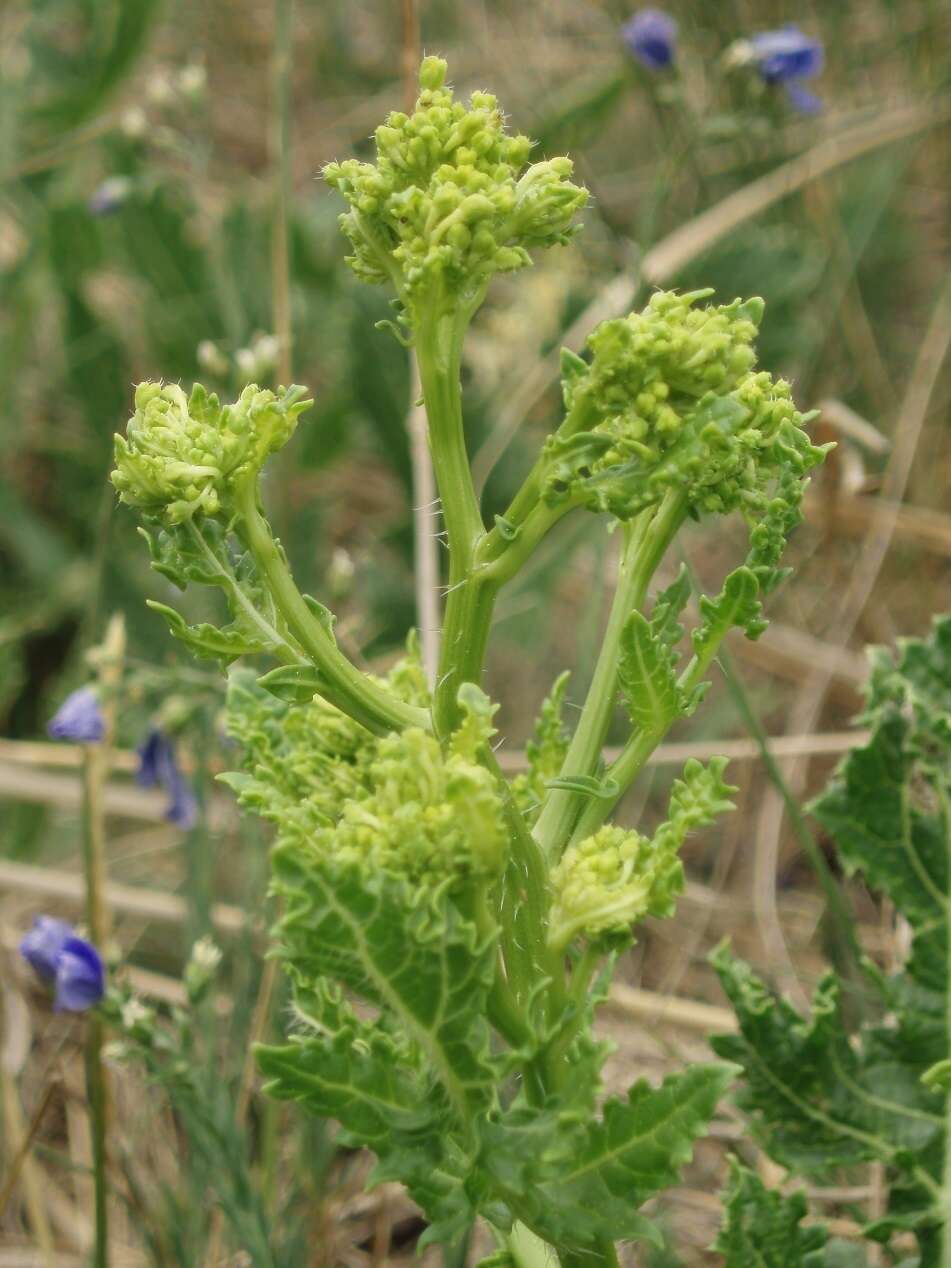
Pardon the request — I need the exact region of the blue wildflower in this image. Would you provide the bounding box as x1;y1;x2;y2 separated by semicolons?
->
47;687;105;743
137;728;198;830
750;25;823;112
20;917;106;1012
19;915;74;982
621;9;677;70
54;937;106;1012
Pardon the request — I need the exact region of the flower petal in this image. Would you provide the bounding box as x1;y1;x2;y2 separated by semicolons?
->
47;687;105;744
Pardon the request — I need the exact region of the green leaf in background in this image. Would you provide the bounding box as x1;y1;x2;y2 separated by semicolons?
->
713;1160;829;1267
713;615;951;1262
25;0;161;142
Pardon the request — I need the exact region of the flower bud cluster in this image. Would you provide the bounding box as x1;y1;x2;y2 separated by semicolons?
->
224;659;503;888
323;57;587;305
548;825;677;951
548;759;735;950
553;290;827;521
331;721;506;882
112;381;312;523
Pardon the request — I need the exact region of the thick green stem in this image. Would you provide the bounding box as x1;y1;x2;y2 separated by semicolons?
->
236;482;428;735
533;491;686;859
415;306;490;738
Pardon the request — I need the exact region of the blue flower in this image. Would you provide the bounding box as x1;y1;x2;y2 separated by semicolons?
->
19;915;75;982
54;937;106;1012
621;9;677;70
137;728;198;830
749;25;823;112
20;918;106;1012
47;687;105;743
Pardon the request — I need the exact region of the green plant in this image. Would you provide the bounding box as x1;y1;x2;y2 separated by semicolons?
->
111;57;828;1265
714;615;951;1266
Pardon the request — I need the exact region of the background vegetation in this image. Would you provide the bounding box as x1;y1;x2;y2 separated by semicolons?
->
1;0;949;1262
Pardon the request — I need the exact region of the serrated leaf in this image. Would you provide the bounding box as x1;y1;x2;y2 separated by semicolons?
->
146;601;266;664
257;982;473;1246
270;853;499;1124
714;1160;829;1267
692;566;766;665
619;611;682;733
651;565;691;648
141;519;292;660
715;614;951;1266
482;1065;734;1252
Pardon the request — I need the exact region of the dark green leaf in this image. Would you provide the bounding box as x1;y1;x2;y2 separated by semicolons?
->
714;1160;829;1267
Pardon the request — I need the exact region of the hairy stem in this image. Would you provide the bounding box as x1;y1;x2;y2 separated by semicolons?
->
533;490;686;859
236;482;428;734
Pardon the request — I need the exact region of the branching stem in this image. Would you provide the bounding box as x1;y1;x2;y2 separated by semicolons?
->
236;481;428;734
533;490;686;859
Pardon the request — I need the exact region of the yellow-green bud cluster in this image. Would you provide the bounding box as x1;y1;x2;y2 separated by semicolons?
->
331;725;506;882
112;381;311;523
548;759;735;950
575;291;763;426
552;291;826;521
224;668;505;889
324;56;587;305
548;825;675;952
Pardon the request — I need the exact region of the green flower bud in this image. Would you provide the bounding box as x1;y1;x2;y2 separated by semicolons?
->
549;825;670;951
551;291;829;523
323;57;587;311
548;759;735;951
224;665;505;889
112;381;312;523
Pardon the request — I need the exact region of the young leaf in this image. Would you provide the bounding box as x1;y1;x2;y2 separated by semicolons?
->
256;664;326;704
511;670;572;819
619;611;682;733
691;566;766;667
651;564;692;648
145;601;271;664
